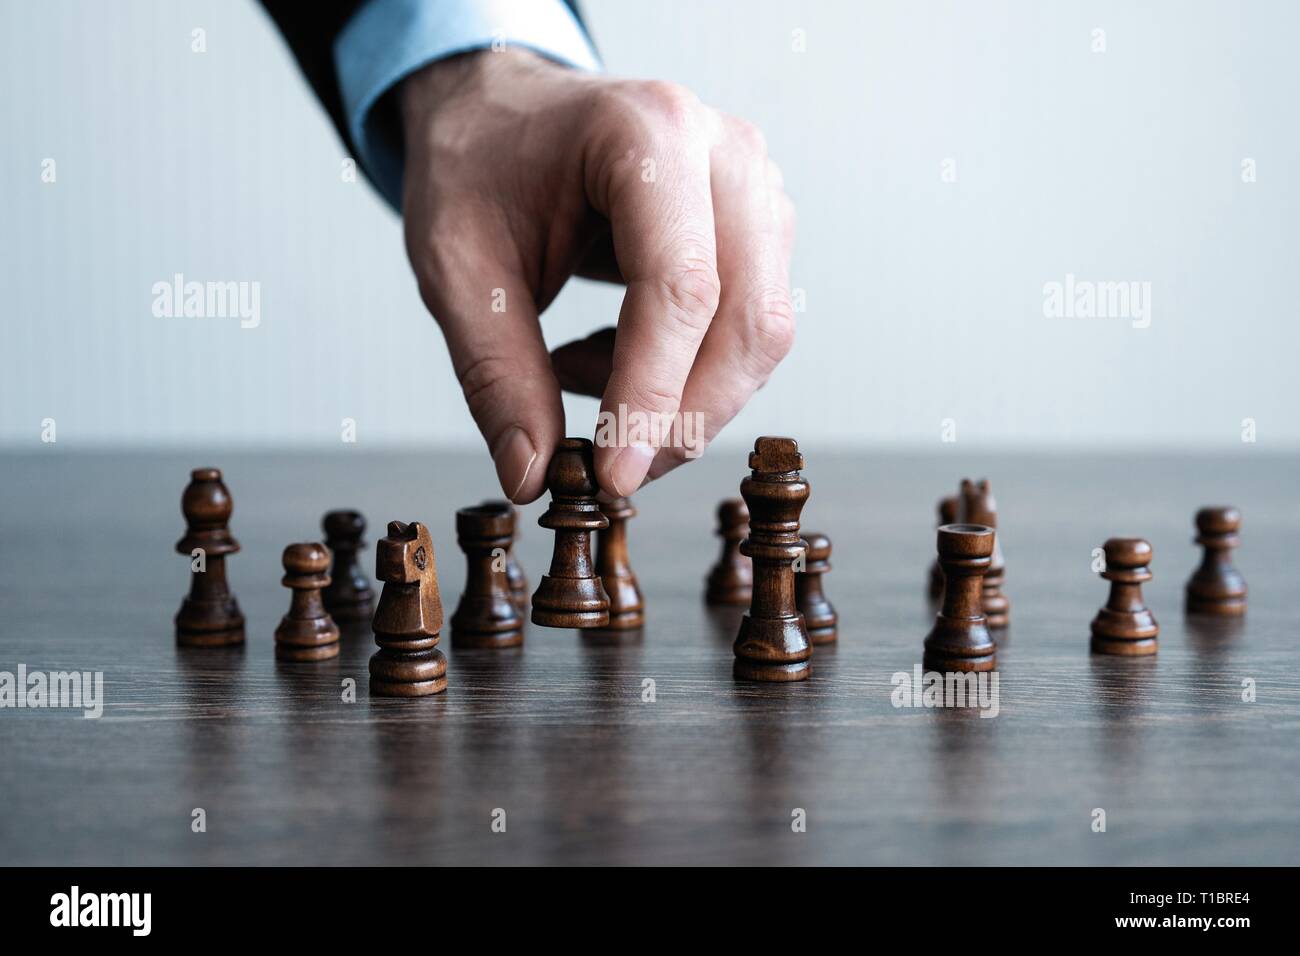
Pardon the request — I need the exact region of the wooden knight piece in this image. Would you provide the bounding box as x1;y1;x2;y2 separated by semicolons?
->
369;521;447;697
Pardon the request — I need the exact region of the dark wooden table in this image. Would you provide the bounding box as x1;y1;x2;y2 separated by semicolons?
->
2;450;1297;865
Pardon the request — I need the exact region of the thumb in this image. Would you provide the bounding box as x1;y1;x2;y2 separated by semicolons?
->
415;241;564;504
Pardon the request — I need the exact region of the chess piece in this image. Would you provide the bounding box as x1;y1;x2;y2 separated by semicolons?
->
586;496;644;632
369;521;447;696
174;467;244;647
1185;507;1247;616
962;478;1009;628
451;504;524;648
796;532;837;644
481;499;529;610
705;498;753;605
927;495;960;599
274;543;341;661
923;524;997;672
734;437;813;682
321;509;375;621
1090;537;1159;656
531;438;610;628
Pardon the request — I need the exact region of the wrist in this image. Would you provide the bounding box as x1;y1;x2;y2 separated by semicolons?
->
399;48;561;125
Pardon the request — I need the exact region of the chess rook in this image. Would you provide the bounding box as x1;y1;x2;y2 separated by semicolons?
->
1185;506;1247;616
734;437;813;682
923;524;997;672
174;467;245;647
481;499;529;611
369;521;448;697
586;496;644;633
962;478;1009;628
274;542;341;661
927;495;960;600
321;509;375;621
530;438;611;629
705;498;753;606
451;504;524;648
795;532;838;644
1090;537;1159;655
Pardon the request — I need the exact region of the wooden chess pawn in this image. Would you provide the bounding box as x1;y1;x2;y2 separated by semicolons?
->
1090;537;1159;656
962;478;1009;628
796;532;837;645
923;524;997;672
369;521;447;697
1185;506;1247;616
734;437;813;682
321;509;375;621
705;498;753;605
451;504;524;648
531;438;610;629
174;467;245;647
586;496;644;632
927;495;960;600
481;499;529;611
274;543;341;661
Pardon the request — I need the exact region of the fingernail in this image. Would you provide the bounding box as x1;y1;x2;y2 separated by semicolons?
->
493;426;537;502
608;441;656;498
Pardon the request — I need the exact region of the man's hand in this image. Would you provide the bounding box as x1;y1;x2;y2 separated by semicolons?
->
400;49;796;502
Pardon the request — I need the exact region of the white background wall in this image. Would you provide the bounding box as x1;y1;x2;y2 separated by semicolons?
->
2;0;1296;452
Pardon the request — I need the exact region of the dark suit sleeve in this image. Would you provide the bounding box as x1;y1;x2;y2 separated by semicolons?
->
258;1;369;159
257;0;591;168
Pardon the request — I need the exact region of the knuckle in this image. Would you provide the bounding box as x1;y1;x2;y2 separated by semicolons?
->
634;80;702;129
588;85;631;130
657;259;722;327
746;290;797;369
623;377;683;416
456;353;520;416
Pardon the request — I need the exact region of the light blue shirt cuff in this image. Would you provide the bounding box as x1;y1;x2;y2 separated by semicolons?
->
335;0;602;209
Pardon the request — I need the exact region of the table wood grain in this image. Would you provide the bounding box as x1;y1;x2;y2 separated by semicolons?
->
1;449;1297;865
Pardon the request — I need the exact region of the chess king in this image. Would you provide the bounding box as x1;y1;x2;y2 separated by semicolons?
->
733;436;813;682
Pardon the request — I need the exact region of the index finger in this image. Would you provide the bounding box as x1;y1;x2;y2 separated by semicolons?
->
584;83;720;497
